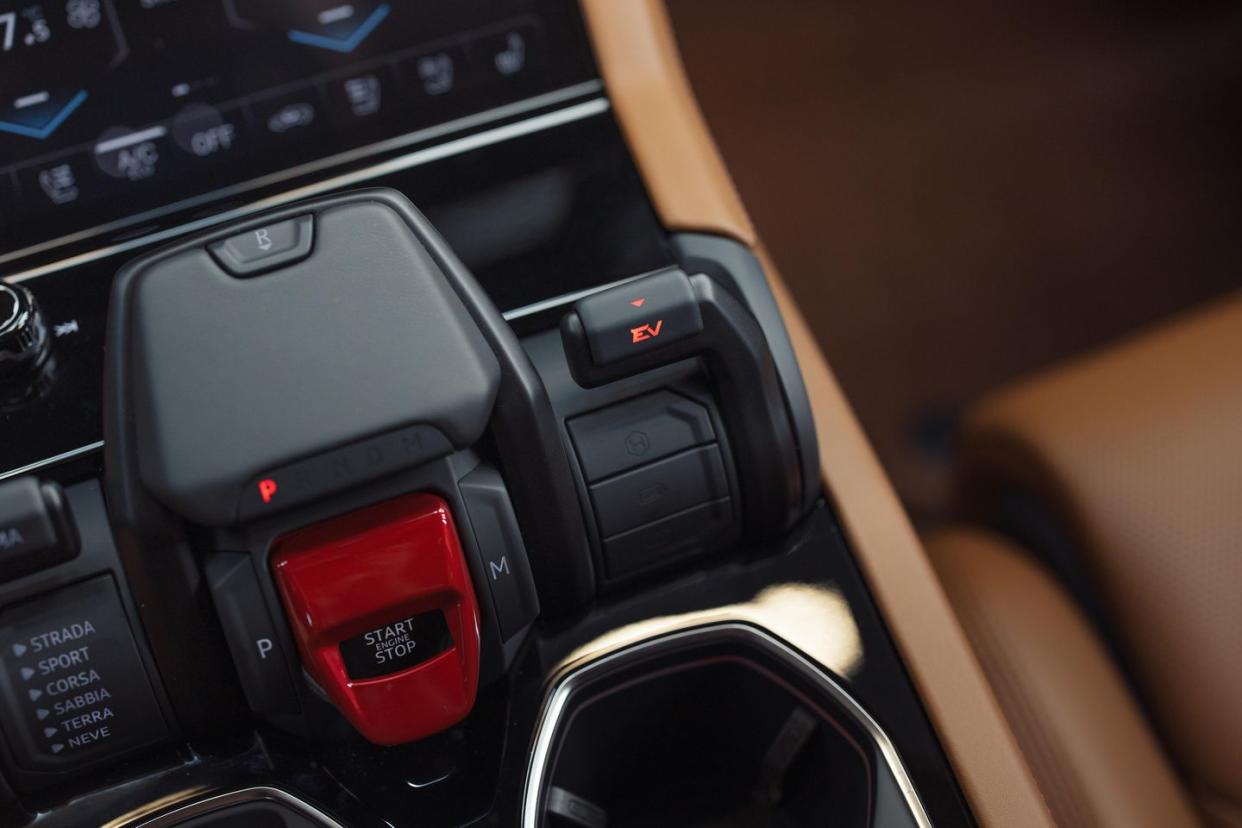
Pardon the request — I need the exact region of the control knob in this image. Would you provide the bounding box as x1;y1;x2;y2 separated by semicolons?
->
0;283;50;379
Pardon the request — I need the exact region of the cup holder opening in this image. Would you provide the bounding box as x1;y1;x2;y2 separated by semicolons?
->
528;626;927;828
547;657;870;827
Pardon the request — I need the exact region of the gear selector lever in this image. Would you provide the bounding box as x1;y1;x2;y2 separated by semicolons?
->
103;189;585;742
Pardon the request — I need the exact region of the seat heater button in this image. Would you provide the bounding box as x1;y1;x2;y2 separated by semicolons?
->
0;576;167;772
568;391;716;482
208;215;314;276
589;444;729;538
338;610;452;680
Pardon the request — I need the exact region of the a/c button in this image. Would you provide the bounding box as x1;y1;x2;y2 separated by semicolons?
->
208;215;314;277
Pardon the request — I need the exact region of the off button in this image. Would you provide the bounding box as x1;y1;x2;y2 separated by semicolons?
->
0;576;167;773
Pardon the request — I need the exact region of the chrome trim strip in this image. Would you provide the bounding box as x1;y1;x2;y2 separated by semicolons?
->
521;622;933;828
124;786;345;828
1;79;605;271
0;440;104;482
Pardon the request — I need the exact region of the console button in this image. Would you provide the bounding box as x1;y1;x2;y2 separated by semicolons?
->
396;45;468;100
325;68;396;123
0;478;79;584
0;576;167;772
209;215;314;277
172;103;247;162
589;445;729;538
93;125;171;184
459;466;539;642
271;493;481;745
338;610;451;680
569;392;716;483
17;153;97;210
573;270;703;366
604;498;733;578
251;88;324;140
206;553;300;719
471;25;540;82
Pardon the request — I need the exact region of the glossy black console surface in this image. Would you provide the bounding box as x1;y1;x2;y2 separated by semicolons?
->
8;505;973;828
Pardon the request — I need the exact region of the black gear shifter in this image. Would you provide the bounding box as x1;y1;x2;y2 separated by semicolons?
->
102;189;591;740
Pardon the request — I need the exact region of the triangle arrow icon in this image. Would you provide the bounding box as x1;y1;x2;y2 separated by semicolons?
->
43;727;57;738
51;743;63;754
20;667;35;681
12;643;26;657
630;298;646;308
28;688;42;702
36;708;49;720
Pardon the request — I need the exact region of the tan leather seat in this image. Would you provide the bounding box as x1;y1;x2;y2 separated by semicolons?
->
926;293;1242;828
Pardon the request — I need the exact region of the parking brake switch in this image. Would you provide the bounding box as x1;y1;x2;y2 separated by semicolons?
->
271;493;481;746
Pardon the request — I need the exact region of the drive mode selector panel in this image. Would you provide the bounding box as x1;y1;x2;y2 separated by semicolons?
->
0;576;167;773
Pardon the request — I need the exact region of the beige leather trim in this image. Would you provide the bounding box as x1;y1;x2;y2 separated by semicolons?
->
578;2;1054;825
963;292;1242;822
925;527;1201;828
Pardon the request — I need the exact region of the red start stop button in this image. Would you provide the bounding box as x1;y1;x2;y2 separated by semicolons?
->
270;493;481;745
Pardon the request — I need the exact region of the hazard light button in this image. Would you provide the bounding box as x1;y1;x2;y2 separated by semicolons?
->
271;493;481;746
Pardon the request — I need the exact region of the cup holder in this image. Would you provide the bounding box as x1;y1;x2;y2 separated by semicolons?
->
524;623;929;828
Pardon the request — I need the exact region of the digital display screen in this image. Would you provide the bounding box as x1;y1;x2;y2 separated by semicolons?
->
0;0;596;261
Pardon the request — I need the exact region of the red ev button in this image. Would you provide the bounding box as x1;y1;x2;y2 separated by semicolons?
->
270;493;480;745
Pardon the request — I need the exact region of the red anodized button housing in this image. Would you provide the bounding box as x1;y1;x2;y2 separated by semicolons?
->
270;493;481;745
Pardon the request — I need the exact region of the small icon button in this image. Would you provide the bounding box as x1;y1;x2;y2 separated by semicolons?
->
568;391;717;482
269;103;314;134
208;215;315;277
344;75;381;116
397;46;467;100
325;69;396;124
25;161;82;207
418;53;454;96
250;89;324;141
472;25;540;83
625;431;651;457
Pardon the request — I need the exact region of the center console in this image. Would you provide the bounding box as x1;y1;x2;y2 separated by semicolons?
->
0;2;1017;826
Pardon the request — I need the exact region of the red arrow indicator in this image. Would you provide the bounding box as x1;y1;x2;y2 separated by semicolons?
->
630;297;647;308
